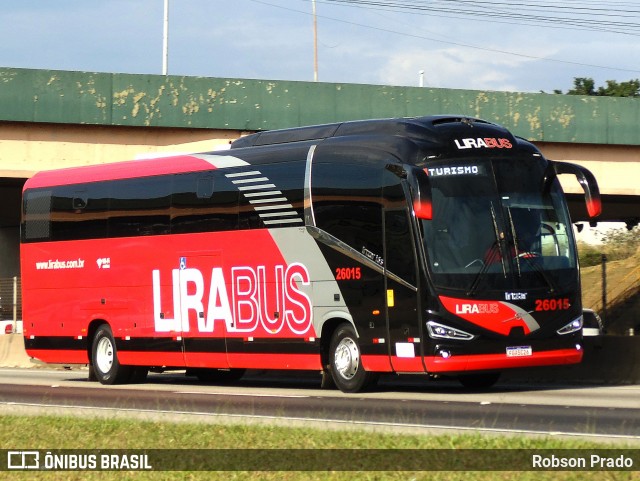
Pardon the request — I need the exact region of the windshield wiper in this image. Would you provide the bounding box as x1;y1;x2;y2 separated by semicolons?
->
507;207;522;277
506;207;557;294
467;202;506;297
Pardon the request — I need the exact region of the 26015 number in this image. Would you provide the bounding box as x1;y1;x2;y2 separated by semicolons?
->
335;267;362;280
535;298;570;311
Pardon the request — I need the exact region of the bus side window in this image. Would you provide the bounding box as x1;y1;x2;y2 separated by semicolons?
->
312;160;383;264
108;177;171;237
383;178;416;286
49;185;109;241
171;172;238;234
23;190;52;242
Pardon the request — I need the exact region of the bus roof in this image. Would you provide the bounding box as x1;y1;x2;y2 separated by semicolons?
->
230;115;503;148
23;153;248;191
25;115;532;191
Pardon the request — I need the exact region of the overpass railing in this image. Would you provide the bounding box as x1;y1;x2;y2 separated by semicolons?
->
0;277;21;326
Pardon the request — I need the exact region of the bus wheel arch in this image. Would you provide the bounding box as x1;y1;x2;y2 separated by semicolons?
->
87;319;107;381
90;322;132;385
323;320;378;393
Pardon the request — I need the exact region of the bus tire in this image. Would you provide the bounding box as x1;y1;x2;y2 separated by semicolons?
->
328;323;377;393
458;372;500;390
91;324;132;385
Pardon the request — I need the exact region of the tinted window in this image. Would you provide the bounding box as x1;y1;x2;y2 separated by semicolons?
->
312;158;383;262
108;177;171;237
383;175;416;285
22;190;52;241
171;172;238;234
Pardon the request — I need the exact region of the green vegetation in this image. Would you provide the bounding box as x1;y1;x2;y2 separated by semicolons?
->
578;226;640;267
0;414;637;480
554;77;640;97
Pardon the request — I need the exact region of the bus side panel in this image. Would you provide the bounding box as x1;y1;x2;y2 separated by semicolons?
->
22;228;331;370
21;236;185;366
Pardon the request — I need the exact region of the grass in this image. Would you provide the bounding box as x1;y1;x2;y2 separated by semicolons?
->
1;414;638;480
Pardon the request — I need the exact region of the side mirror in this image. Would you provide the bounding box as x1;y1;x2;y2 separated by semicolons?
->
548;161;601;218
408;167;433;220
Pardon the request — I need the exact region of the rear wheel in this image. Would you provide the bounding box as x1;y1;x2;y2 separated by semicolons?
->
328;323;377;393
91;324;132;385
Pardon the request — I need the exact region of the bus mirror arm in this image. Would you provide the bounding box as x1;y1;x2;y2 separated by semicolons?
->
548;161;602;219
408;167;433;220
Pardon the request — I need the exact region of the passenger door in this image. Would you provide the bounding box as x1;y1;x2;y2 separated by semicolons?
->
179;252;231;369
383;179;424;372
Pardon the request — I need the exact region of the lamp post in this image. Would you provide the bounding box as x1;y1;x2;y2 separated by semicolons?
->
162;0;169;75
313;0;318;81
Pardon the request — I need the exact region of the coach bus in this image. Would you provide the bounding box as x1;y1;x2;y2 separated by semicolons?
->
21;115;601;391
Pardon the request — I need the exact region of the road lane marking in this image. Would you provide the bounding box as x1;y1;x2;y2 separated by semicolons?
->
2;401;639;442
175;391;309;398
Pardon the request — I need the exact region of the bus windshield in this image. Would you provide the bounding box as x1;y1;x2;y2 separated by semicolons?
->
421;156;577;293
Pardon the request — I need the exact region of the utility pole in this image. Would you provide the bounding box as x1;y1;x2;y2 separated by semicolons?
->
162;0;169;75
312;0;318;81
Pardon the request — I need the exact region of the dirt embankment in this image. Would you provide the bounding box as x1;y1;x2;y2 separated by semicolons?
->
581;250;640;334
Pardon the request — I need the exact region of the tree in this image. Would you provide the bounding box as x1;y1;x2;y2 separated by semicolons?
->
557;77;640;97
568;77;597;96
598;79;640;97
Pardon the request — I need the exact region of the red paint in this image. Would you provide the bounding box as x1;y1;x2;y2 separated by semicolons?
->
24;154;221;189
424;348;582;373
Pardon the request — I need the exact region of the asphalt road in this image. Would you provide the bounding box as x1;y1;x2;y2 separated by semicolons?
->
0;368;639;444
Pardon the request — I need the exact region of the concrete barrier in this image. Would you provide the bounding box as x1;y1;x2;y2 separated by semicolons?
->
1;333;639;384
0;333;36;368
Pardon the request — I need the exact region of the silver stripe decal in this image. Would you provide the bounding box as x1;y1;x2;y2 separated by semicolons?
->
226;170;302;225
243;190;283;198
259;211;299;218
231;177;270;184
249;197;288;204
254;204;293;211
226;171;262;177
303;145;317;227
238;184;277;191
194;154;250;169
263;218;304;225
306;225;417;292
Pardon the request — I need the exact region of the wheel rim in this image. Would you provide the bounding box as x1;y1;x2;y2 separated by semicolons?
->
95;336;114;374
334;337;360;380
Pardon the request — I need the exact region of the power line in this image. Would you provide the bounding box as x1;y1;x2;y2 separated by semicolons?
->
250;0;640;74
325;0;640;36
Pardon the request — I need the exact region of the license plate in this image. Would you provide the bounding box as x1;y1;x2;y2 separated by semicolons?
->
506;346;533;357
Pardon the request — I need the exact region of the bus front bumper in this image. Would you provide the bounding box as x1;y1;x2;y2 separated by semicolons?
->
424;344;583;374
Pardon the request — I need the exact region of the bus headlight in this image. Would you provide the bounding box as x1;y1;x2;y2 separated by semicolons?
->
426;321;475;341
557;316;583;335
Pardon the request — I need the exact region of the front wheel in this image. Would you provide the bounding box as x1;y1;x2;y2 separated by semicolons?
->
328;323;377;393
91;324;132;385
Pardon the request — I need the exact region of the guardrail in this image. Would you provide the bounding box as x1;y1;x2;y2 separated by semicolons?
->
0;277;22;328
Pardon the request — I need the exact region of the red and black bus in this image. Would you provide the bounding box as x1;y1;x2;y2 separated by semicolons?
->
21;115;601;391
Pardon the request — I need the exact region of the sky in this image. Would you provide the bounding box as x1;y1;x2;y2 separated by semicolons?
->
0;0;639;94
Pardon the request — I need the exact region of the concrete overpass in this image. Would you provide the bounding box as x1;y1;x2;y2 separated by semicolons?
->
0;67;638;279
